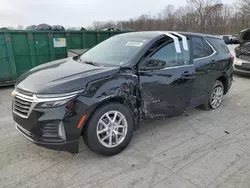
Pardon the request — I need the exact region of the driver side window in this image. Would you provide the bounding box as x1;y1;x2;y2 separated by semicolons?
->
150;40;189;68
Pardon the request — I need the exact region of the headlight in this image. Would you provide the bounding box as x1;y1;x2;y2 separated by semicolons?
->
39;98;72;108
36;89;84;99
35;89;84;108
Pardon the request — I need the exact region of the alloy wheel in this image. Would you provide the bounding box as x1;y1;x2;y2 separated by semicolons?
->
210;86;223;109
96;110;128;148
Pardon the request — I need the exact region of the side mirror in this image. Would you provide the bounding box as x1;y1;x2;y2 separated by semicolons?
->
141;59;166;70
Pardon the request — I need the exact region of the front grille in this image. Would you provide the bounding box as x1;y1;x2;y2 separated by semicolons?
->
16;88;33;97
13;96;32;117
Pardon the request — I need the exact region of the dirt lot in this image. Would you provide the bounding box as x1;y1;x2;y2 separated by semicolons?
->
0;45;250;188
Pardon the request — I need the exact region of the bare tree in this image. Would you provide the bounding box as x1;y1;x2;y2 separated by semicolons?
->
239;0;250;14
187;0;222;32
86;0;248;35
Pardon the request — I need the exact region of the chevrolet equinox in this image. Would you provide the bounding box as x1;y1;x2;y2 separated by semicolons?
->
12;31;233;155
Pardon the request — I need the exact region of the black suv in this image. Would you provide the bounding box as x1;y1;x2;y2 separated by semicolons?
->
12;31;233;156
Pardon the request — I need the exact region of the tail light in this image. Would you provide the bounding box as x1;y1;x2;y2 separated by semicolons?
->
231;56;234;63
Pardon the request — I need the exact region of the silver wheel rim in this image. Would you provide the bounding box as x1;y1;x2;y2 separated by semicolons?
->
96;110;128;148
210;86;223;109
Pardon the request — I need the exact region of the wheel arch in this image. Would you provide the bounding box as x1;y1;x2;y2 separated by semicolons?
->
82;96;137;135
216;75;228;94
94;96;136;113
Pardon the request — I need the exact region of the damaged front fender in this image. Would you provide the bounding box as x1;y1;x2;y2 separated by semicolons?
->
76;70;140;125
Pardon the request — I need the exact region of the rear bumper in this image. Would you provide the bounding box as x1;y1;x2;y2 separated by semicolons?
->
16;123;79;153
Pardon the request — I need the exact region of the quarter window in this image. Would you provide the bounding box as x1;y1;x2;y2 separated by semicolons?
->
192;37;214;59
208;37;229;53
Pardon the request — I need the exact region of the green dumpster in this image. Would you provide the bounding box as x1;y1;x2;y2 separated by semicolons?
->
0;30;132;86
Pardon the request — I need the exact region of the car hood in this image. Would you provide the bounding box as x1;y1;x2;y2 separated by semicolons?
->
239;28;250;43
16;57;120;94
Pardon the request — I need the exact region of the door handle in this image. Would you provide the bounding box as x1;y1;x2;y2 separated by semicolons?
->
181;72;195;80
182;71;191;76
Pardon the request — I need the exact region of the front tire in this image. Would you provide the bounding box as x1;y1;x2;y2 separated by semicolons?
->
83;103;134;156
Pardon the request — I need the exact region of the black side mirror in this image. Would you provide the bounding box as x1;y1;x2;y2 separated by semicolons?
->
141;59;166;70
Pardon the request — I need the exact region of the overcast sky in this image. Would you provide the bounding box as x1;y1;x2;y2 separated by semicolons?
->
0;0;235;28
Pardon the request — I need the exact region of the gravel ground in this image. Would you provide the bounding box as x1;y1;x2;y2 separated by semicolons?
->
0;44;250;188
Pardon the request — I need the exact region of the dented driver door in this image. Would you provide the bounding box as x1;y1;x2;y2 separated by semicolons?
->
138;33;195;118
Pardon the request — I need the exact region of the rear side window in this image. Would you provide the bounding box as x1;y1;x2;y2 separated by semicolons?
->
208;37;229;53
192;37;214;59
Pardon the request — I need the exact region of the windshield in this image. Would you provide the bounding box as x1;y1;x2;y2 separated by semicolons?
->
80;35;149;67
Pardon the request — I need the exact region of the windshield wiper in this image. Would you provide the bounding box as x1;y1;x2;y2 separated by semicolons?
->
77;57;104;67
83;61;100;66
77;57;100;66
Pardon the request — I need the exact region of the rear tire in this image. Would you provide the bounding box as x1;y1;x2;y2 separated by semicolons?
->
208;80;224;109
200;80;224;110
83;103;134;156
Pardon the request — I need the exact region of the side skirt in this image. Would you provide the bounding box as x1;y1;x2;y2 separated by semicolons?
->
189;94;208;109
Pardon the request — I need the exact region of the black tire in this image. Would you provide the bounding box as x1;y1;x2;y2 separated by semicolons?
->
200;80;224;111
83;103;134;156
208;80;224;109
